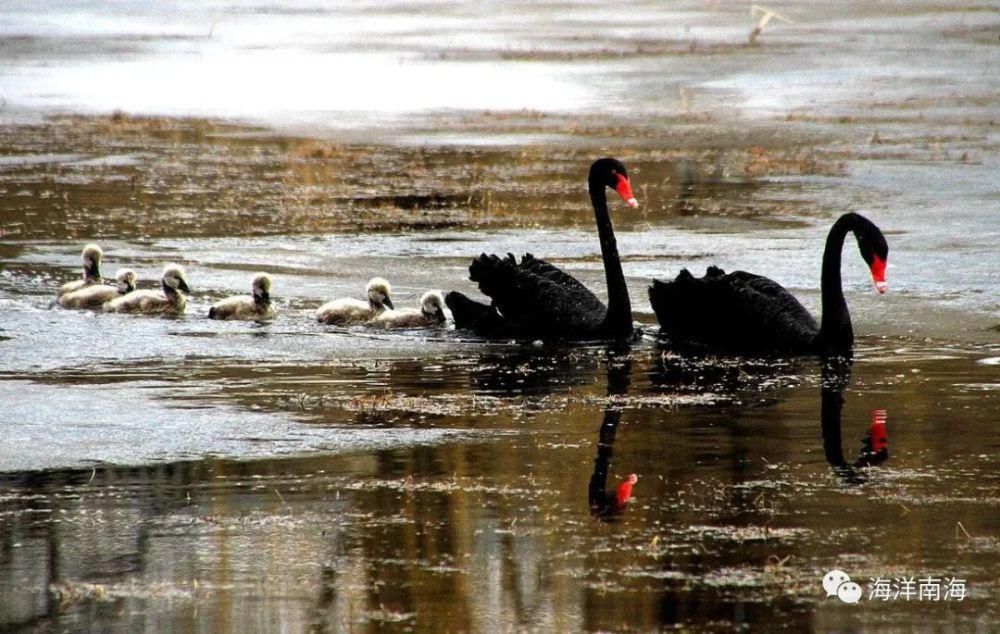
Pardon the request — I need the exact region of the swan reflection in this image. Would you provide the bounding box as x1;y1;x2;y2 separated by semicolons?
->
588;350;638;521
470;348;595;396
820;357;889;484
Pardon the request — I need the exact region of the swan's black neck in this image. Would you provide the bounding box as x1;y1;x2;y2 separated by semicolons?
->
819;215;857;356
590;181;632;339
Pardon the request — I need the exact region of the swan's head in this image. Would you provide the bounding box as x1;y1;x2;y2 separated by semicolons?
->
590;158;638;208
420;291;447;323
251;272;272;303
162;264;191;294
366;277;393;310
81;243;103;276
114;268;137;294
853;214;889;294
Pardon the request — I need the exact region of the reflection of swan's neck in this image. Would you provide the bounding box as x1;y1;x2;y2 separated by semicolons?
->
590;182;632;338
589;358;632;518
820;381;847;468
820;215;854;354
820;359;861;483
589;405;622;517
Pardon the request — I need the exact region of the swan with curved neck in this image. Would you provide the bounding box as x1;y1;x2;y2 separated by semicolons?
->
590;158;637;337
648;212;889;356
445;157;638;341
817;213;888;354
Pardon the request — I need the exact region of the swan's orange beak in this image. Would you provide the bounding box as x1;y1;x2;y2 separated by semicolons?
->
870;255;887;294
614;173;639;208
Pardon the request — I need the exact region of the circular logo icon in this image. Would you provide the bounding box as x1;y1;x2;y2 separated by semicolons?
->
837;581;863;604
823;570;851;597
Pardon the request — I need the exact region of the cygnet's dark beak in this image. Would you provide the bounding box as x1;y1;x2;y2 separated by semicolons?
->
383;296;394;310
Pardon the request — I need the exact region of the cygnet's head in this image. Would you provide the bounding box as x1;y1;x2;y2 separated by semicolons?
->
114;268;137;294
252;272;272;303
162;264;191;294
366;277;393;310
420;291;446;323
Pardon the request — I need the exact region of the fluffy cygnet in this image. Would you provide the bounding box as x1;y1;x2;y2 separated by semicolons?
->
208;272;276;321
58;268;137;309
368;291;447;329
104;264;190;316
58;243;104;297
316;277;393;325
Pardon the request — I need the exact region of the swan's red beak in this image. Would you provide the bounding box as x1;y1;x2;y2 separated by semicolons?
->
870;255;887;294
616;473;638;507
614;173;639;208
870;409;888;453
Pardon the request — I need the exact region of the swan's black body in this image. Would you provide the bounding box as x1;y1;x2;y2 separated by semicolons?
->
649;266;820;354
446;158;637;341
649;213;888;356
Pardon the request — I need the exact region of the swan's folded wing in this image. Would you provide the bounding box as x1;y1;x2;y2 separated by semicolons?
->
728;271;818;334
651;269;818;352
470;253;606;336
519;254;591;291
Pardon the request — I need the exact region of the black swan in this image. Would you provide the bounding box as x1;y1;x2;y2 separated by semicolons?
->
445;157;638;341
648;212;888;356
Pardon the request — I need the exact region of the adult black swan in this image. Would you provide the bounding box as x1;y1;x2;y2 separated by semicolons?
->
445;157;639;341
648;212;888;356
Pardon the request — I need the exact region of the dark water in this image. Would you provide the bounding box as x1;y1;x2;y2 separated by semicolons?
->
2;347;998;631
1;0;999;631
